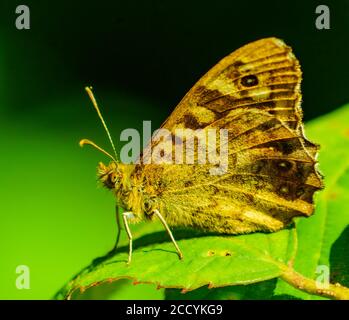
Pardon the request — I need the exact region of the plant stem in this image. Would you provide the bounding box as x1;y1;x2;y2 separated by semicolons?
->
280;265;349;300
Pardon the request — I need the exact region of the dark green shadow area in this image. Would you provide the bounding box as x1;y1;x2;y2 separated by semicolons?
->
330;226;349;288
86;222;296;270
165;279;278;300
73;279;164;300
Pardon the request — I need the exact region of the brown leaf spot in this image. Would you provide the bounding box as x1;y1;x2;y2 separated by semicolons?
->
327;192;337;200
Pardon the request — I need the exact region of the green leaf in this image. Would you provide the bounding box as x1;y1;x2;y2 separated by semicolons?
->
55;227;296;299
274;104;349;299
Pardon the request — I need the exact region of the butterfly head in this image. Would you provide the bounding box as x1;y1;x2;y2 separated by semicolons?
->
98;161;144;221
98;161;121;190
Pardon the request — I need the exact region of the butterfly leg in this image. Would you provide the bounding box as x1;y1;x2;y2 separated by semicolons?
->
115;205;122;250
153;209;183;260
122;211;134;264
108;205;122;255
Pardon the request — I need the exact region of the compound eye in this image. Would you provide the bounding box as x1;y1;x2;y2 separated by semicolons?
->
110;173;117;184
103;172;117;189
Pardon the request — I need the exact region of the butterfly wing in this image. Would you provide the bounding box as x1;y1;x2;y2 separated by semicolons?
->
139;38;323;234
162;38;302;129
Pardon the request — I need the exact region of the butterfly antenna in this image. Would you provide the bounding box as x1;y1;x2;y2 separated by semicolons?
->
79;139;117;162
84;86;118;161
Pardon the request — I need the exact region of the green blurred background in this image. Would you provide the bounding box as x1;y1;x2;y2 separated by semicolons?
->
0;0;348;299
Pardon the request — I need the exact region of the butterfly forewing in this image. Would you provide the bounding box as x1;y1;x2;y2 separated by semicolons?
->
161;38;302;131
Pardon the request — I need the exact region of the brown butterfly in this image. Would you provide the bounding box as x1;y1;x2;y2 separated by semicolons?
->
80;37;323;264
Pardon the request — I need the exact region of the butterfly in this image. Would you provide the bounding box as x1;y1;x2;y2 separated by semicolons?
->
80;37;323;264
